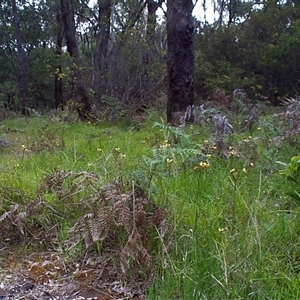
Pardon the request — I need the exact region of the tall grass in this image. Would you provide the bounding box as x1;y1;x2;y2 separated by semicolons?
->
0;107;300;298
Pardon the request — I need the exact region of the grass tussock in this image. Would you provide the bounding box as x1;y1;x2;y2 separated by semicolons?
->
1;100;300;298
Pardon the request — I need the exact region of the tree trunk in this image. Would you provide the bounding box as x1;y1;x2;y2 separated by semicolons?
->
140;0;161;104
147;0;162;39
60;0;92;120
167;0;195;123
94;0;112;101
11;0;28;115
54;6;63;109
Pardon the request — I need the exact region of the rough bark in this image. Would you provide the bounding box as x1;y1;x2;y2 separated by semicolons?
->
147;0;163;38
167;0;195;123
60;0;92;120
54;7;63;109
11;0;28;115
140;0;163;104
94;0;112;100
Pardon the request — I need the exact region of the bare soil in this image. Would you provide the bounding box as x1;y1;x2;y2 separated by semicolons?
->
0;248;148;300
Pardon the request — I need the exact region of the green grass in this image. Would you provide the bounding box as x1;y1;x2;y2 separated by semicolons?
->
1;109;300;299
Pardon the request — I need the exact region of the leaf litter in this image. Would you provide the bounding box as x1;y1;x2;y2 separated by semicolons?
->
0;250;147;299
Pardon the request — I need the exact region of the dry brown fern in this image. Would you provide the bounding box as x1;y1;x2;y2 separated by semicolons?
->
207;89;232;108
1;170;167;279
68;180;167;275
39;169;100;201
0;170;102;248
0;198;44;245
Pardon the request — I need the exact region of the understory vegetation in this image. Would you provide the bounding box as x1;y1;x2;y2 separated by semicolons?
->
2;0;300;113
1;98;300;299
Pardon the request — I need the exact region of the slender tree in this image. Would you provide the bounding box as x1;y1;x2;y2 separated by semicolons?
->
11;0;28;115
146;0;164;38
140;0;164;103
60;0;92;120
94;0;112;100
167;0;195;123
54;4;63;109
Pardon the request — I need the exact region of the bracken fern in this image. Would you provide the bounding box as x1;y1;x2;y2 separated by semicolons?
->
68;180;167;276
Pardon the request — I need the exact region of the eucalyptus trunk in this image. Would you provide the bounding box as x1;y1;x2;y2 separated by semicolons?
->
54;6;63;109
167;0;195;123
140;0;163;104
11;0;28;115
60;0;92;120
94;0;112;101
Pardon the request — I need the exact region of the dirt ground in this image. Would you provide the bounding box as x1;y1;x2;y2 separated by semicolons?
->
0;249;148;300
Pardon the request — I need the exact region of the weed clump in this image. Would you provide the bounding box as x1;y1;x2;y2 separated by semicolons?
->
0;169;167;279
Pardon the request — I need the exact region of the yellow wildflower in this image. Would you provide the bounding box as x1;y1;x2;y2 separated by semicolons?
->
200;161;210;168
230;149;237;156
230;168;238;177
162;140;171;148
218;227;229;233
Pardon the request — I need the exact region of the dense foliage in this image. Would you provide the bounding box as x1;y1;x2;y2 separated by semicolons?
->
1;0;300;114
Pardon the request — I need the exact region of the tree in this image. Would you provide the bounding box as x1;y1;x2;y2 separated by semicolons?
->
11;0;28;115
93;0;112;100
54;3;64;109
60;0;92;120
167;0;195;123
143;0;164;100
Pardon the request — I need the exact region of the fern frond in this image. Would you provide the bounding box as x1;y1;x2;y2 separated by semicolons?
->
67;180;167;276
114;196;132;233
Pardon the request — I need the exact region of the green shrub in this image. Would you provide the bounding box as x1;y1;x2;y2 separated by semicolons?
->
278;156;300;201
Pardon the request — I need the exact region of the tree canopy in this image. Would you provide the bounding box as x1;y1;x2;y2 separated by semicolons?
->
0;0;299;116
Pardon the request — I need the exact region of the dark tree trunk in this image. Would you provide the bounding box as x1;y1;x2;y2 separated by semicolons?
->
60;0;92;120
140;0;164;104
147;0;162;39
228;0;235;25
167;0;195;123
54;7;63;109
94;0;112;101
11;0;28;115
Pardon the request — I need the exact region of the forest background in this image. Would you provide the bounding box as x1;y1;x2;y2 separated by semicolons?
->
1;0;300;117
